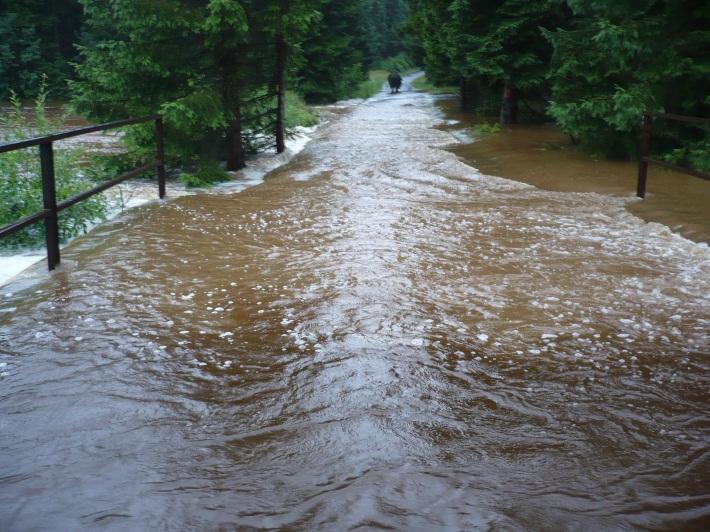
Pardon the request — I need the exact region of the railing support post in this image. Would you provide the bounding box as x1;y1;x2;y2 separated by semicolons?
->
155;117;166;199
637;113;653;199
39;142;60;270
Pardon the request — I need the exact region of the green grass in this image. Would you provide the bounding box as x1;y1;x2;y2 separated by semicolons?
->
353;70;390;99
412;75;458;94
472;122;502;136
285;90;319;128
373;53;417;74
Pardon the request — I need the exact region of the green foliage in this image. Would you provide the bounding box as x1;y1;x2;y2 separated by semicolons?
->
373;53;416;73
72;0;383;167
296;2;366;103
408;0;567;121
350;0;410;68
353;70;390;99
409;0;709;163
545;0;709;159
85;151;154;183
411;75;457;94
472;122;502;136
544;4;661;157
0;0;83;99
663;135;710;173
448;0;563;89
407;0;459;86
4;0;413;177
179;160;230;188
71;0;251;165
284;92;319;128
296;1;411;103
0;81;108;248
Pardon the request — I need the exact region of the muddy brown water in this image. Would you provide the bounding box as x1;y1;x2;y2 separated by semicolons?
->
438;99;710;244
1;79;709;530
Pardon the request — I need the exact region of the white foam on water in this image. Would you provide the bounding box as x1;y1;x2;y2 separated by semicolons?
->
0;123;320;287
0;254;45;287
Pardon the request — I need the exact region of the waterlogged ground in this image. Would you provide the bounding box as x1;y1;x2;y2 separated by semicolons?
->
439;100;710;244
1;78;709;530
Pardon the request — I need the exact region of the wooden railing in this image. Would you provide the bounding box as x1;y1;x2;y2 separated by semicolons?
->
0;115;166;270
637;112;710;198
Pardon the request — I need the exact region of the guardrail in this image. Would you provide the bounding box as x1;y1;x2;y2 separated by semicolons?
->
0;115;166;271
637;112;710;198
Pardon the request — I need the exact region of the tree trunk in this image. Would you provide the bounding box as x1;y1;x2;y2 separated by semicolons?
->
226;90;245;171
460;78;475;112
500;82;518;124
223;58;245;171
275;35;287;154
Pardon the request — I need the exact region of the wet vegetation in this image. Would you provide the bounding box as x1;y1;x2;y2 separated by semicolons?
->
1;0;410;169
0;81;109;248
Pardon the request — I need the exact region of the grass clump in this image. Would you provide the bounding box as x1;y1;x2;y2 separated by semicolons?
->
285;91;318;128
472;122;502;136
353;70;390;99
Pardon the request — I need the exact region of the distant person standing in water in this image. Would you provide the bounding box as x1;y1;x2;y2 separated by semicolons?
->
388;71;402;94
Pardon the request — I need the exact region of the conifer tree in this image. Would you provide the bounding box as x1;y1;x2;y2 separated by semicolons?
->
545;0;709;159
246;0;323;152
72;0;251;168
298;1;367;103
0;0;83;98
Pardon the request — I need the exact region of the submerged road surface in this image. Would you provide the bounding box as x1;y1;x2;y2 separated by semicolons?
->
1;78;709;530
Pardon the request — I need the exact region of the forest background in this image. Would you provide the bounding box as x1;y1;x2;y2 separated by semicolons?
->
0;0;707;247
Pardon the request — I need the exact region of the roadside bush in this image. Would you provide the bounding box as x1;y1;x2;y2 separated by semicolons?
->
179;160;229;188
285;91;319;129
0;81;109;249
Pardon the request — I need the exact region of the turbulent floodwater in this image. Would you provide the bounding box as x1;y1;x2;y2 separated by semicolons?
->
1;78;709;530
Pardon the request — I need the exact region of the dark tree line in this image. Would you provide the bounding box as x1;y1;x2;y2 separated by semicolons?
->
0;0;83;98
408;0;709;166
1;0;409;171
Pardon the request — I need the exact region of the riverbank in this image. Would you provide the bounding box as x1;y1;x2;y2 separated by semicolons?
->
432;96;710;245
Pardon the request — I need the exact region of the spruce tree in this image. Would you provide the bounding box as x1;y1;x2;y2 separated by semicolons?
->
0;0;83;98
545;0;709;159
72;0;250;168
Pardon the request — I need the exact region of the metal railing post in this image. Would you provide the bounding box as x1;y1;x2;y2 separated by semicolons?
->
637;113;653;199
39;142;60;270
155;117;166;199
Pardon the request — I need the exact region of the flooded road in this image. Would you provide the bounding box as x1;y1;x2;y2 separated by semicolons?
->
1;78;709;530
